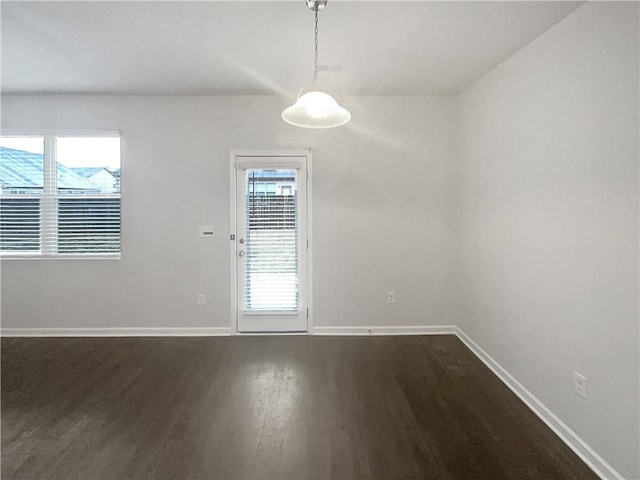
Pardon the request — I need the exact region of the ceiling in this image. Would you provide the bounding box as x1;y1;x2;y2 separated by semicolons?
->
1;1;583;96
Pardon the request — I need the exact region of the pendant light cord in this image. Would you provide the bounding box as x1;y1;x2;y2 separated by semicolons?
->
313;7;319;82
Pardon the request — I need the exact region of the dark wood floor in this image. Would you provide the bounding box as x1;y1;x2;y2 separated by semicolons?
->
1;335;598;480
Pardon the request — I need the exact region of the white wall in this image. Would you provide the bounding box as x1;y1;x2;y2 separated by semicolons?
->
0;94;458;331
457;3;639;478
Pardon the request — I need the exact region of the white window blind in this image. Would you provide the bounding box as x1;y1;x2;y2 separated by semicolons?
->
57;197;121;253
0;134;121;257
245;169;298;311
0;197;41;252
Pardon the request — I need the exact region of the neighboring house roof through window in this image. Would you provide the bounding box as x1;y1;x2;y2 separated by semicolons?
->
0;146;102;192
69;167;108;178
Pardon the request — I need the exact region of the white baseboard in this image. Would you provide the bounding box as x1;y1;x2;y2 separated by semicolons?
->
313;325;456;336
1;327;232;337
1;326;455;337
454;327;623;480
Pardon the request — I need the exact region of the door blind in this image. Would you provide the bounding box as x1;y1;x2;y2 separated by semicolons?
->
245;170;298;311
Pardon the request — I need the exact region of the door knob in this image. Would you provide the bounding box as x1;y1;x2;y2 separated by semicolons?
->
238;250;245;257
239;238;245;244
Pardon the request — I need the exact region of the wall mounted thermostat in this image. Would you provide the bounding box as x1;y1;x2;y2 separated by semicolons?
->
198;226;215;238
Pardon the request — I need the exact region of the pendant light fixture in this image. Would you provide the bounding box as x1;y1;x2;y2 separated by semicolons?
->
282;0;351;129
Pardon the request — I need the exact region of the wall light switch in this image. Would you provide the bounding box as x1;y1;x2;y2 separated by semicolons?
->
199;226;214;238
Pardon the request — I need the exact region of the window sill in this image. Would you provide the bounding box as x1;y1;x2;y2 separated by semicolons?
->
1;254;121;261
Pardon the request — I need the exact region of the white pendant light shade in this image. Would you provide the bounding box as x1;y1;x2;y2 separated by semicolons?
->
282;90;351;129
282;0;350;129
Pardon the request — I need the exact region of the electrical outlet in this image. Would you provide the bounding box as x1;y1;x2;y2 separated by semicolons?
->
197;294;206;305
387;291;396;304
573;372;587;398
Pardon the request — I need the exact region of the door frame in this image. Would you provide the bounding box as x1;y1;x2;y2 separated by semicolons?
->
229;150;313;335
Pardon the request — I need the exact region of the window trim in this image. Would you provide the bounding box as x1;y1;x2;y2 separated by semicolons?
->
1;130;122;260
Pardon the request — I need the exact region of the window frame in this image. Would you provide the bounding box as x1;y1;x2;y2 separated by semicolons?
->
0;129;122;260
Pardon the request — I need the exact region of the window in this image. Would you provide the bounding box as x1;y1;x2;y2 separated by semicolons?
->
0;134;121;257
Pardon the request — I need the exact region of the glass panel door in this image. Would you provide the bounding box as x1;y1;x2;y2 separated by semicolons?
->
235;156;307;332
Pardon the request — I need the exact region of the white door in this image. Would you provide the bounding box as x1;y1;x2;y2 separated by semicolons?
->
233;154;309;332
